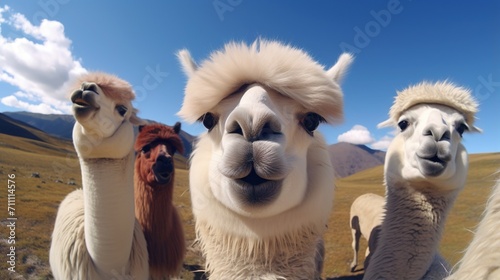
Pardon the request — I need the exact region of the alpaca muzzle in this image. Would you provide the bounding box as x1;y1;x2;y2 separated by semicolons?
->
71;84;101;118
416;134;452;177
152;155;174;184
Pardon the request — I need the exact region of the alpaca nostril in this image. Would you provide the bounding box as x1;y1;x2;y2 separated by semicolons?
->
228;121;244;136
423;125;448;142
440;131;451;141
82;82;99;93
258;121;281;140
156;155;172;165
70;90;83;104
154;156;173;173
226;107;281;141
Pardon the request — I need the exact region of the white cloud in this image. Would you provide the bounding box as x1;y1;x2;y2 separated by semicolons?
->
1;95;67;114
337;125;375;145
371;135;393;150
0;6;9;24
0;5;86;114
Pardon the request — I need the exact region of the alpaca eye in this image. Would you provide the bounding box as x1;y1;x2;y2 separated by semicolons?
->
116;105;128;117
301;113;324;136
456;123;468;137
199;113;218;131
141;144;151;154
398;120;409;131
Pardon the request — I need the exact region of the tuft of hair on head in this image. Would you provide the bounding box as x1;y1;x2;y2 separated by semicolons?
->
378;80;482;133
135;123;184;155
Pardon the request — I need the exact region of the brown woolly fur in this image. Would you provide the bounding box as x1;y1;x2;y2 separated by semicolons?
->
197;221;321;279
134;123;186;279
134;124;184;156
389;81;479;126
178;39;345;123
73;72;136;102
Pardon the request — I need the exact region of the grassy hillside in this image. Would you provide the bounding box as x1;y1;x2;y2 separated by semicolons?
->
0;134;498;279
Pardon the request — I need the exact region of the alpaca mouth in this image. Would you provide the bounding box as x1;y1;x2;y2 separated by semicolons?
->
231;168;282;205
153;165;173;184
239;168;270;185
73;98;90;107
154;172;171;184
418;155;447;176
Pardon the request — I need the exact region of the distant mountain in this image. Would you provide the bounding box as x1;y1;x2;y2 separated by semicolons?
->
328;142;386;178
0;112;46;142
3;111;195;158
4;111;75;139
0;113;75;155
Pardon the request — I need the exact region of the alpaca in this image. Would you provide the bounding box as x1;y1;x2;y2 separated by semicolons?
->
363;81;481;280
134;122;186;279
50;72;149;279
349;193;385;272
445;175;500;279
177;39;353;279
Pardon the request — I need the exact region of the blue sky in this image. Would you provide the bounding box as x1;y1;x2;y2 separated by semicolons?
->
0;1;498;153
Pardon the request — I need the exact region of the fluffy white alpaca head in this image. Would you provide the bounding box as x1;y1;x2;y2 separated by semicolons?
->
379;81;480;191
70;72;144;159
178;40;353;221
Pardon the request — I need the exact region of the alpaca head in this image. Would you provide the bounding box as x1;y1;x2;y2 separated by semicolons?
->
178;40;353;219
70;72;144;159
134;122;184;188
379;81;480;191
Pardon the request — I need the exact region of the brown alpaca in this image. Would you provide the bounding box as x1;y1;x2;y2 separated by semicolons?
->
134;122;186;279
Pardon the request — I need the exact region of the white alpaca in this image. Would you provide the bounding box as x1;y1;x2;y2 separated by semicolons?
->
364;81;480;280
349;193;385;272
50;72;149;279
177;40;353;279
446;175;500;279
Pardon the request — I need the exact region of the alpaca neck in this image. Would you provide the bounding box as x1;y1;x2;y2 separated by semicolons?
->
135;177;185;277
135;179;174;238
364;181;458;280
81;152;136;275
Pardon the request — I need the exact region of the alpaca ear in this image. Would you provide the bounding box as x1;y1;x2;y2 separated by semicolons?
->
377;119;393;129
326;53;354;84
467;124;482;133
130;110;148;126
177;49;198;77
173;122;181;134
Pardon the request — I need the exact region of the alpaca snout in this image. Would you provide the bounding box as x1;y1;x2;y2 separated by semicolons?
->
71;85;100;110
225;108;282;142
152;155;174;184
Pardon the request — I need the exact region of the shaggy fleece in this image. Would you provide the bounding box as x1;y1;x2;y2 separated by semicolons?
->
178;39;352;124
388;81;479;127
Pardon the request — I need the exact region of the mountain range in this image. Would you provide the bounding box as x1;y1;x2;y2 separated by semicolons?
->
1;111;386;177
328;142;386;178
3;111;195;158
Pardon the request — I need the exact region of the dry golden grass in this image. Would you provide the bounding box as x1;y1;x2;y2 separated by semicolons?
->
0;132;498;279
322;152;500;278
